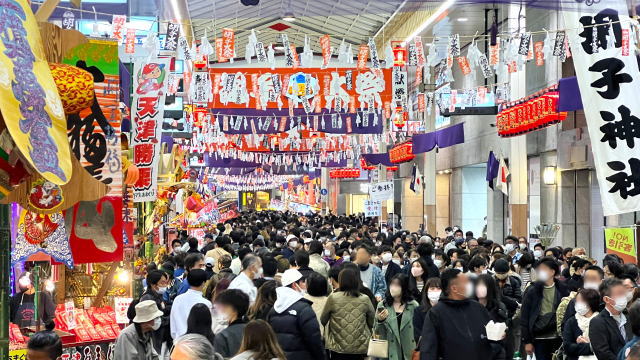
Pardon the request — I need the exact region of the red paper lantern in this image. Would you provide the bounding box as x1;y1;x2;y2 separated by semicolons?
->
329;168;361;179
393;106;407;128
391;41;406;67
496;89;567;138
389;142;415;163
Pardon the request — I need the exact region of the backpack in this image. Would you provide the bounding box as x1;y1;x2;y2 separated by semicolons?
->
555;291;577;334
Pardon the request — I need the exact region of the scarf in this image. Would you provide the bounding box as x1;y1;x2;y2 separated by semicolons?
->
576;312;598;360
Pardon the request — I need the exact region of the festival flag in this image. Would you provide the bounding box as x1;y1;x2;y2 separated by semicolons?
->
485;151;499;189
410;164;423;194
497;156;510;196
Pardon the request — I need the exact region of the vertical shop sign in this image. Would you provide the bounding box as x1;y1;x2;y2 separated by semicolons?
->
320;35;331;68
357;44;369;70
125;28;136;54
111;15;126;40
222;28;235;60
131;58;170;202
164;22;180;51
563;0;640;215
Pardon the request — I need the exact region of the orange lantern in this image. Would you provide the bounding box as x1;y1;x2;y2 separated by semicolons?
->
389;142;415;163
393;106;407;128
391;41;406;67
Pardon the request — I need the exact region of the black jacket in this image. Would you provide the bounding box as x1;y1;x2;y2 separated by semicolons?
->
589;309;633;360
520;280;570;344
214;319;247;358
383;261;403;285
268;298;325;360
566;274;584;293
497;275;522;317
421;298;500;360
562;316;594;360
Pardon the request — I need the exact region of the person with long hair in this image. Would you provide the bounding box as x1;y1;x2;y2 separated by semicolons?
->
375;274;419;360
413;277;441;344
321;267;375;360
186;303;215;347
303;272;329;336
248;280;277;321
231;320;287;360
408;258;431;301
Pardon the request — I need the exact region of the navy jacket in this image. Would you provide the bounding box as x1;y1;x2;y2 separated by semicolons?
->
268;298;325;360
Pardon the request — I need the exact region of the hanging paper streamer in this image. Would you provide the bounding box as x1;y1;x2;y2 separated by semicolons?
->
62;11;75;30
111;15;126;40
200;30;214;56
519;32;532;55
320;35;331;68
131;58;170;202
534;41;545;66
216;38;228;62
0;0;72;185
222;28;235;61
164;22;180;51
457;56;472;76
12;208;73;268
392;68;407;102
489;44;500;66
125;28;136;54
357;44;369;70
553;31;566;56
368;37;381;69
282;34;294;67
449;34;461;57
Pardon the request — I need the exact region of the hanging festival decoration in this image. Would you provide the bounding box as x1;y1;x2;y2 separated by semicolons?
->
0;0;72;185
12;208;73;267
563;0;640;215
164;22;180;51
391;41;406;67
329;168;361;179
496;88;566;137
131;58;170;202
110;15;126;41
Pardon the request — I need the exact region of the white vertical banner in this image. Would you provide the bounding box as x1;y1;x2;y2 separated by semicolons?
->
131;58;170;202
563;1;640;216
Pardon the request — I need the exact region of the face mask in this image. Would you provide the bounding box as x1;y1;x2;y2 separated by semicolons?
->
495;273;509;280
475;285;488;298
575;301;589;316
173;247;183;254
481;269;488;275
157;286;167;294
152;317;162;331
519;243;527;250
505;243;515;253
435;242;442;248
583;282;600;290
434;259;443;268
612;296;628;312
254;267;264;280
465;282;474;298
343;255;350;262
533;249;543;258
382;253;393;263
537;270;550;282
392;259;401;265
455;237;463;242
627;290;635;302
389;285;402;298
219;311;230;322
455;267;464;272
411;267;424;277
427;290;442;302
289;241;298;248
324;249;331;256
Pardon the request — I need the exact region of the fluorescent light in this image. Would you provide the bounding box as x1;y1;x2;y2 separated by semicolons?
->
457;17;468;22
282;11;296;22
404;0;456;42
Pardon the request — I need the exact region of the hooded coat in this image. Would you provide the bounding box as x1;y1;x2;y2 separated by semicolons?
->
420;298;495;360
267;287;325;360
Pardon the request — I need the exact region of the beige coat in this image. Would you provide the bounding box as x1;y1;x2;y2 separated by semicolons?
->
304;294;328;336
309;253;330;278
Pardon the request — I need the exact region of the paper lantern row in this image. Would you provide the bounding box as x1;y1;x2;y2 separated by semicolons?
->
389;142;415;164
329;169;361;179
496;91;567;138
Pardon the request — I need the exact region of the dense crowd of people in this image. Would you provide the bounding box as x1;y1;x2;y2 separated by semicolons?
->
30;210;640;360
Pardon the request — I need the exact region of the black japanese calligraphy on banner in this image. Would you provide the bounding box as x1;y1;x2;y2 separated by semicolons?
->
165;23;180;51
563;0;640;215
518;32;532;55
553;31;566;56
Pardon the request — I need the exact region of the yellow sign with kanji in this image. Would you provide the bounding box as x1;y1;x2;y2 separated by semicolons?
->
605;227;637;263
8;349;27;360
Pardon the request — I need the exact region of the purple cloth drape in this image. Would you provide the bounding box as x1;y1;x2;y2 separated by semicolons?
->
362;153;394;167
412;123;465;154
213;108;383;135
558;77;583;112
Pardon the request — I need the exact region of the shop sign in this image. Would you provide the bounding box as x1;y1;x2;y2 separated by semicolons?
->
164;22;180;51
9;349;26;360
369;181;394;201
61;341;116;360
114;297;132;324
131;58;170;202
364;199;382;217
605;227;637;263
329;168;361;179
389;142;415;163
563;0;640;215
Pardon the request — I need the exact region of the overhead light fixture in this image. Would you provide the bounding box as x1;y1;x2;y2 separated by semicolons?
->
241;0;260;5
404;0;456;42
457;17;468;22
282;11;296;22
543;166;557;185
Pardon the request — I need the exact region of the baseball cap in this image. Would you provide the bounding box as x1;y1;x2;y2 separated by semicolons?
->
281;269;303;287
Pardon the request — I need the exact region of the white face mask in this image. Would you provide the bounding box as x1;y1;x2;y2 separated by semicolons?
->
289;241;298;249
575;301;589;316
389;285;402;298
519;243;527;250
382;253;393;263
583;282;600;290
465;282;474;298
455;267;464;272
324;249;331;256
612;296;628;312
343;255;350;262
505;243;515;253
254;267;264;280
434;259;443;268
152;317;162;331
392;259;401;265
427;290;442;302
537;270;551;282
627;290;635;302
157;286;167;295
481;269;488;275
533;249;543;258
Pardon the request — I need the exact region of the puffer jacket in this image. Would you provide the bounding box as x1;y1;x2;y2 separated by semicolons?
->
321;291;375;355
268;287;325;360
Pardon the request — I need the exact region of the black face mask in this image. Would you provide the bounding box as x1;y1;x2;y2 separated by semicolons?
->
359;264;370;271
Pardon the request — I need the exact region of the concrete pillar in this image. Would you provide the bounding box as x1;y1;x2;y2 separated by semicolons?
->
320;168;329;214
423;95;437;234
508;4;529;238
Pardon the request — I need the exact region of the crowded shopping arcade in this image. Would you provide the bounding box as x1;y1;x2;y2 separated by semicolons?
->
4;0;640;359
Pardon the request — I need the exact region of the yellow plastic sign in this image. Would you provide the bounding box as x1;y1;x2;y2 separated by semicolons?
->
605;227;636;260
8;348;27;360
0;0;72;185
